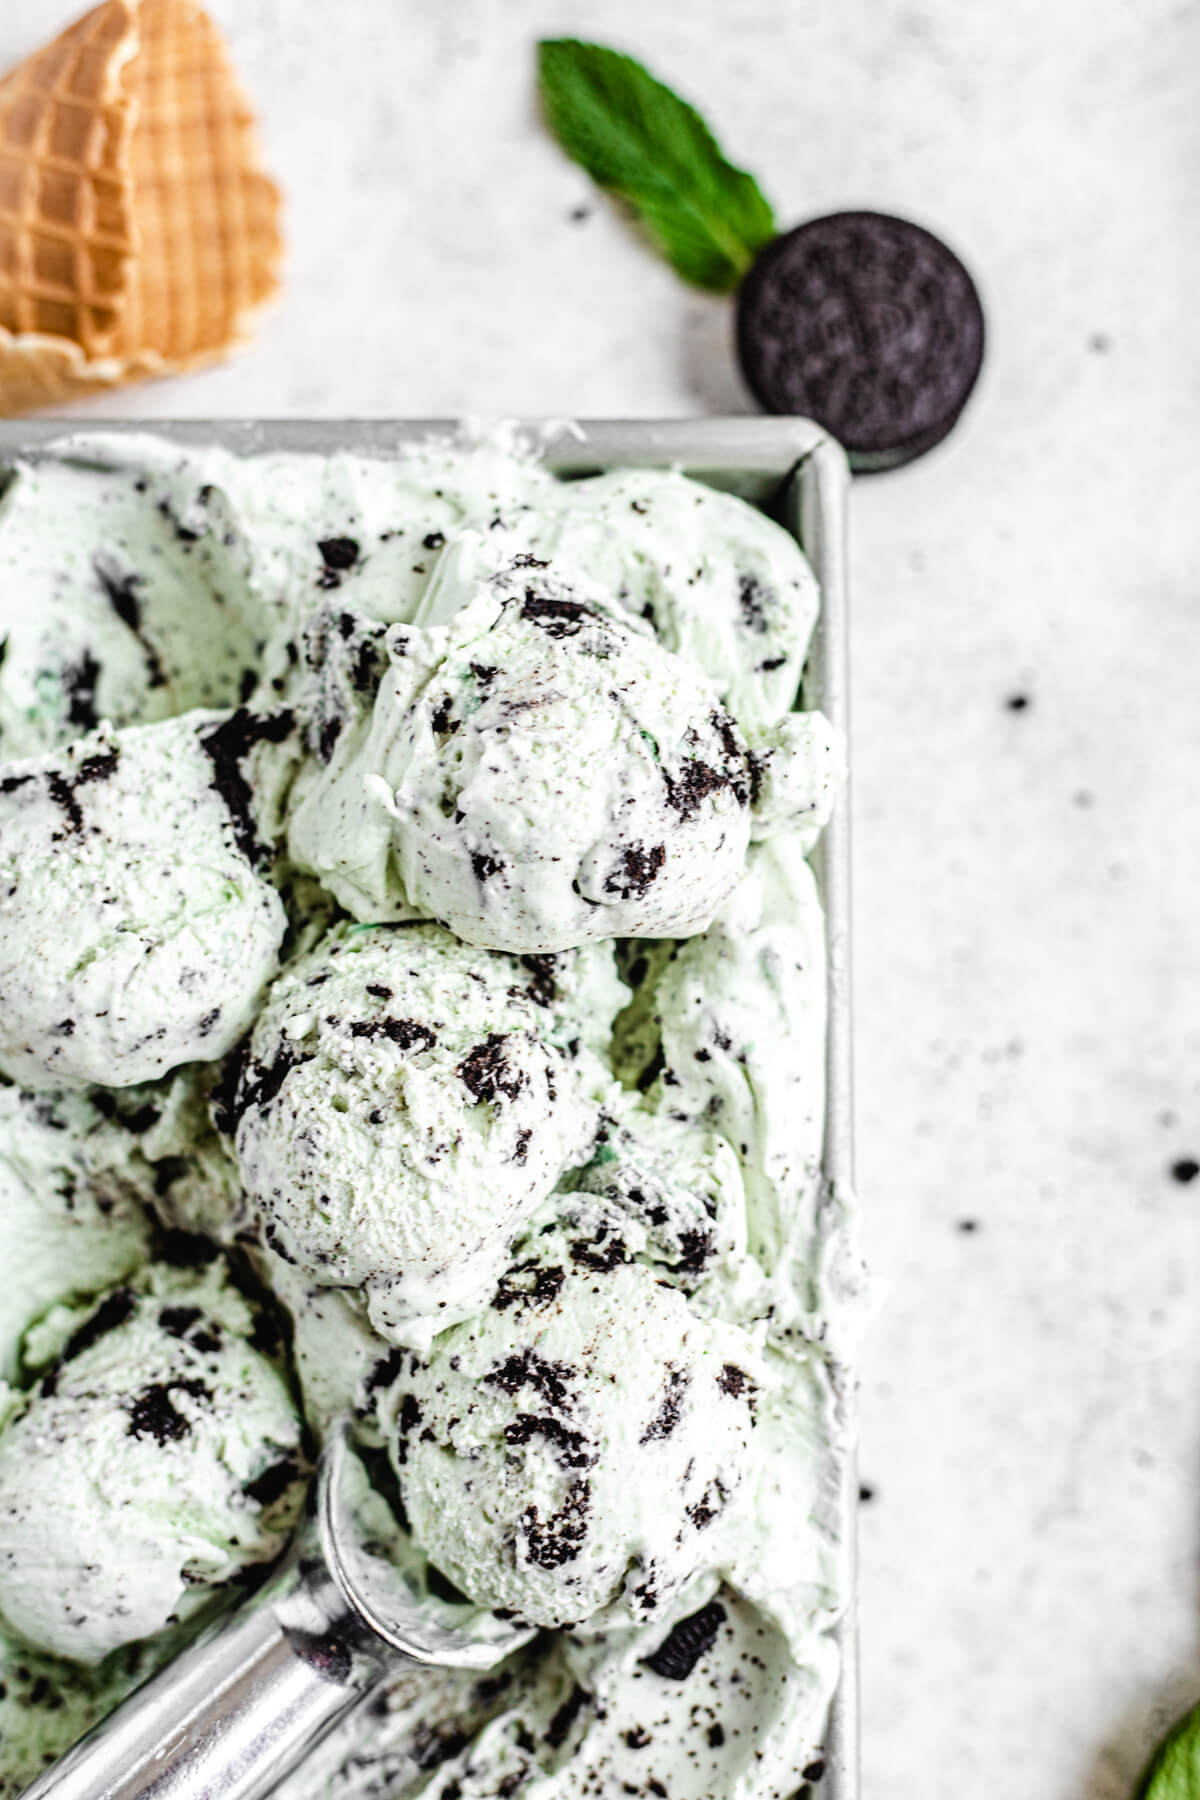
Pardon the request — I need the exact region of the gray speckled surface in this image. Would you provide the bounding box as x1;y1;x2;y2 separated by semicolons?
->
4;1;1200;1795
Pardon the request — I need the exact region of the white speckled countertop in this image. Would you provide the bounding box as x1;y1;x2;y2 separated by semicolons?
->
8;0;1200;1794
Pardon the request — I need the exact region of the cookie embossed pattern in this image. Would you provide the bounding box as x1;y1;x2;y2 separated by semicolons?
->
0;417;859;1800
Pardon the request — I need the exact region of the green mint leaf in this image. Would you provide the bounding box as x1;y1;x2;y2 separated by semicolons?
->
537;38;776;294
1140;1701;1200;1800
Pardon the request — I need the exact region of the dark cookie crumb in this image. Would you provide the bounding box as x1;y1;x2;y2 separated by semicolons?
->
663;758;737;822
493;1261;566;1312
457;1034;525;1104
199;708;295;868
569;1229;628;1274
94;555;167;689
59;1288;137;1367
737;574;769;635
430;694;460;739
62;648;102;731
519;593;592;638
544;1684;589;1749
640;1366;691;1444
503;1413;596;1470
716;1364;757;1415
425;1564;469;1605
244;1455;303;1507
126;1377;210;1444
349;1017;437;1053
521;1477;591;1567
410;1723;472;1771
667;1228;714;1278
317;538;361;589
485;1348;573;1409
46;747;120;834
236;1042;314;1122
391;1392;424;1466
642;1600;726;1680
157;1306;211;1344
605;842;666;900
156;1229;221;1270
518;954;558;1008
365;1347;408;1395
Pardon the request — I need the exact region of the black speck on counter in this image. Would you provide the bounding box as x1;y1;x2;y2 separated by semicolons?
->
957;1218;980;1234
1005;693;1031;713
858;1483;875;1503
1171;1158;1200;1185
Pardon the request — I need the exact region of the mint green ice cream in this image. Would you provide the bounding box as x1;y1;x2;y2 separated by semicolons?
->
381;1226;763;1630
0;711;290;1089
0;1257;306;1663
0;432;854;1800
493;465;821;732
286;537;825;953
0;447;263;762
0;1086;152;1385
233;921;623;1339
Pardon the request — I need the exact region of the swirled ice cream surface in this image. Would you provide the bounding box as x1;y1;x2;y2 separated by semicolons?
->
0;430;862;1800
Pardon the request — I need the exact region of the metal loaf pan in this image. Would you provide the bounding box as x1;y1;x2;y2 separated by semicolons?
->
0;416;857;1800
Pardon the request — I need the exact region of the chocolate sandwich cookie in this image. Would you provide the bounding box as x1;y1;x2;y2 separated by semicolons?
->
736;211;985;471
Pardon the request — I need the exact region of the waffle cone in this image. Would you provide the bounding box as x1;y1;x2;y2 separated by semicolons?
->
0;0;281;413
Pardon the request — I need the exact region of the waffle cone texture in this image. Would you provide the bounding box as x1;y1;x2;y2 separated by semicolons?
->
0;0;281;413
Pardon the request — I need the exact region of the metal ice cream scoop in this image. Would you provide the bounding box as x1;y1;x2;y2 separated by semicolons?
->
21;1425;532;1800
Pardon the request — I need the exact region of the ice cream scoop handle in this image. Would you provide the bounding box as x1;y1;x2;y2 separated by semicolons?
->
20;1551;389;1800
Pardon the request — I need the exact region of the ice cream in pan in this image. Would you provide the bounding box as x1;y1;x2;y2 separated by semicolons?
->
0;431;858;1799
